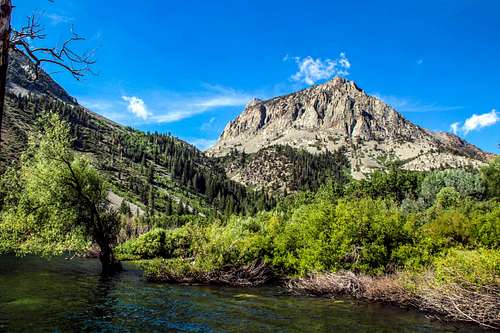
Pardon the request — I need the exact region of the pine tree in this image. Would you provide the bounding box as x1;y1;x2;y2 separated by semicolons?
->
165;197;173;215
148;185;155;216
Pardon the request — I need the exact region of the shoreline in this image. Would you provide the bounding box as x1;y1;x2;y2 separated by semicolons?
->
136;259;499;331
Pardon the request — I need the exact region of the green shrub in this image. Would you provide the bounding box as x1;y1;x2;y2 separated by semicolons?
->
435;187;460;209
272;202;332;275
423;200;500;248
420;169;484;206
433;248;500;286
480;156;500;199
466;200;500;248
346;169;424;203
191;214;274;270
272;198;410;275
139;258;204;281
116;225;198;260
116;228;167;259
120;169;498;283
328;198;409;274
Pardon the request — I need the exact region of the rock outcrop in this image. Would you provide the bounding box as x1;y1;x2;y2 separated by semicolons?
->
209;77;492;179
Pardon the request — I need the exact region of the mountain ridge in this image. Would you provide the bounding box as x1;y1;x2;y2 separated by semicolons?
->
208;77;492;179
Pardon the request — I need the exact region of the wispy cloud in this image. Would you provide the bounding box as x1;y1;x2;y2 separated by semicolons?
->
373;94;464;113
78;98;115;112
416;59;424;65
45;13;73;25
201;117;218;132
450;109;499;135
288;53;351;85
450;122;461;135
80;85;253;125
122;96;152;120
151;86;252;123
187;138;217;150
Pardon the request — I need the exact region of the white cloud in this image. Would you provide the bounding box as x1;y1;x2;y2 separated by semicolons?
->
122;96;152;120
462;109;499;134
290;52;351;85
449;109;499;135
417;59;424;65
450;122;460;134
79;85;255;126
373;94;463;113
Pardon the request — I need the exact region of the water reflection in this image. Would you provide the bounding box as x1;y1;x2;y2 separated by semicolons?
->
0;256;483;333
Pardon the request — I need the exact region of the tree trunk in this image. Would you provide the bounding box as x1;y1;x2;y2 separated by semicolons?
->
0;0;11;149
97;240;122;275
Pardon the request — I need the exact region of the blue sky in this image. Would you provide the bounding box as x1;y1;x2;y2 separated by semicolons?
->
16;1;500;152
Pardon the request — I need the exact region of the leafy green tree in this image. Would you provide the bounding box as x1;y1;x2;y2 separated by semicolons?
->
0;113;121;273
420;169;484;206
346;168;424;203
480;156;500;199
435;187;460;209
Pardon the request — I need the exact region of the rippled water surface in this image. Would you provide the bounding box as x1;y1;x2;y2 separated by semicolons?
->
0;256;480;332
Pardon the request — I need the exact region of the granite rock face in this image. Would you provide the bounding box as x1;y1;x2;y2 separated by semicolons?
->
208;77;492;179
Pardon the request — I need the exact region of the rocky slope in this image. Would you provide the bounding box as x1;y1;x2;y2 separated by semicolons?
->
7;51;77;104
209;77;492;179
216;145;350;193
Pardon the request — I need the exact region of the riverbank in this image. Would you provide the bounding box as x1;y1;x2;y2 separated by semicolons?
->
137;258;500;330
287;271;499;330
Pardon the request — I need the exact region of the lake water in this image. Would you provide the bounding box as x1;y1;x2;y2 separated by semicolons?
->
0;255;481;332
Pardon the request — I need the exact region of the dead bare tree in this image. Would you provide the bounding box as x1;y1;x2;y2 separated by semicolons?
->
0;1;94;150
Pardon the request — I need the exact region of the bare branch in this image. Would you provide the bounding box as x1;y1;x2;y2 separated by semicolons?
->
10;13;95;81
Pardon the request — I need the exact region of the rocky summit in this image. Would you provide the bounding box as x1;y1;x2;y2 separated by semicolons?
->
208;77;491;179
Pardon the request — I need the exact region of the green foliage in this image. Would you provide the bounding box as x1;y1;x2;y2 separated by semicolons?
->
424;199;499;248
435;187;460;209
272;202;332;274
481;156;500;199
0;113;119;264
420;169;484;206
116;226;196;260
119;162;499;284
117;228;167;259
433;248;500;287
121;163;499;279
346;168;424;203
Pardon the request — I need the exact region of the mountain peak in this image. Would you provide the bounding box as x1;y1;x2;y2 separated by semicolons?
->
245;98;264;109
325;76;348;86
208;78;489;178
